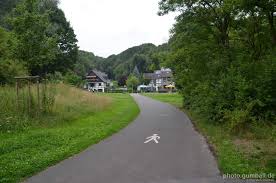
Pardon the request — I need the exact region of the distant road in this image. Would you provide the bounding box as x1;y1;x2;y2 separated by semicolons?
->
26;94;240;183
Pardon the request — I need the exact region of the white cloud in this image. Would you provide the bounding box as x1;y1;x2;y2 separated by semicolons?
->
59;0;176;57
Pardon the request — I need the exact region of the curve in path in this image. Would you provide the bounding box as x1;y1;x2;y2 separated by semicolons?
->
26;94;224;183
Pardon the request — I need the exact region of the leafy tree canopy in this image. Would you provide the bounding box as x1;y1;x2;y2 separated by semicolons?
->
158;0;276;130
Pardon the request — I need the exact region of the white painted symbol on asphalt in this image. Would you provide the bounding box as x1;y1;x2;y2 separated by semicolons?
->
144;134;160;144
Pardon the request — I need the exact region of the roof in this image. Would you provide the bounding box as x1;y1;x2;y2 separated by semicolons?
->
87;70;109;83
144;68;172;80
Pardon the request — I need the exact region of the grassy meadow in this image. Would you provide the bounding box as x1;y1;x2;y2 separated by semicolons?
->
0;84;140;183
143;93;276;177
0;84;112;131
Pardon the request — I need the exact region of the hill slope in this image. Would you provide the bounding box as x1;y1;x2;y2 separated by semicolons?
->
77;43;170;85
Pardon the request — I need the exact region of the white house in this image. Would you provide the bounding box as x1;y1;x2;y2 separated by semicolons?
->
143;68;175;92
86;70;111;92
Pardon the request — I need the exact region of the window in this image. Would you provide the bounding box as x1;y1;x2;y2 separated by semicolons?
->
98;83;102;86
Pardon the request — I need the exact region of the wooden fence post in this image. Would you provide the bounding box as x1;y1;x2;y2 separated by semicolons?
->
16;79;19;111
28;79;31;114
15;76;40;114
37;78;40;114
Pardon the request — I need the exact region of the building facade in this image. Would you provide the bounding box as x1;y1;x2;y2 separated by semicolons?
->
143;68;175;92
86;70;111;92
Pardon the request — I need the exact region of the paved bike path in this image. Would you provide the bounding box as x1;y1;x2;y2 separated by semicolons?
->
26;94;224;183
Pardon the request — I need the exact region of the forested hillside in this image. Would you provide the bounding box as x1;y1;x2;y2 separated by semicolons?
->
74;50;104;78
76;43;169;85
159;0;275;130
0;0;20;25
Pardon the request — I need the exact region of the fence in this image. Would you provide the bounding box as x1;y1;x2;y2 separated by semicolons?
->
15;76;53;116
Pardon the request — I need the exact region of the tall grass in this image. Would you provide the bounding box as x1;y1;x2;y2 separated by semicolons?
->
0;84;112;132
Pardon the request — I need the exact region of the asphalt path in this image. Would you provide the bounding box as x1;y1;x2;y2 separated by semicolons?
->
25;94;268;183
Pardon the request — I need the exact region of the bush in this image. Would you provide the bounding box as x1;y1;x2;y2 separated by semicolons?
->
64;71;83;86
0;59;27;84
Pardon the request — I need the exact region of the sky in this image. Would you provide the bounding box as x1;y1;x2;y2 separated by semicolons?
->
59;0;176;58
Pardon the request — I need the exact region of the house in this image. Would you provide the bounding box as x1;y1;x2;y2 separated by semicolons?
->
86;70;111;92
143;68;175;92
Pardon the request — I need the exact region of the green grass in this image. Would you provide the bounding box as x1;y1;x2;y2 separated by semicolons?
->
142;93;183;108
143;93;276;177
0;92;140;183
0;84;113;131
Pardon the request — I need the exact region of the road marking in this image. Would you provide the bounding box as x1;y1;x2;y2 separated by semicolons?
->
144;134;160;144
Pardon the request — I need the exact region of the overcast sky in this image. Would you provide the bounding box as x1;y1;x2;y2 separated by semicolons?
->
59;0;176;58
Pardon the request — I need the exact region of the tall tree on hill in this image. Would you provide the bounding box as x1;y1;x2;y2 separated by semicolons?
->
45;0;78;73
0;0;20;26
6;0;78;76
8;0;58;76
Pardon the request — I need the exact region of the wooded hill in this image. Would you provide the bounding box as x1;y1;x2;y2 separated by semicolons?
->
76;43;169;86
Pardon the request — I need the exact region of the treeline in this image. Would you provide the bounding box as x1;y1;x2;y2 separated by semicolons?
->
74;50;104;78
0;0;78;84
0;0;169;86
78;43;169;86
159;0;276;130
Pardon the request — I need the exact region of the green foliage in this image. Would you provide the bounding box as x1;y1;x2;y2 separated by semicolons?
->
46;4;79;74
64;71;83;86
46;70;84;87
159;0;276;131
0;59;27;84
74;50;104;78
8;0;58;76
0;27;27;84
0;0;20;26
84;43;170;84
126;75;139;92
111;80;119;89
0;0;78;84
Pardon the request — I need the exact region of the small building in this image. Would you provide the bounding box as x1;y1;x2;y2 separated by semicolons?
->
86;70;111;92
143;68;175;92
137;85;151;92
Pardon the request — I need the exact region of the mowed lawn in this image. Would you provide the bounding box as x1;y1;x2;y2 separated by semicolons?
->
0;93;139;183
143;93;183;108
143;93;276;178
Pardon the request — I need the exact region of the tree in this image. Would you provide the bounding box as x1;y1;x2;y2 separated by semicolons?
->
158;0;276;130
8;0;58;76
0;0;20;26
4;0;79;78
85;43;167;82
0;27;27;84
126;75;139;92
46;4;78;74
159;0;235;49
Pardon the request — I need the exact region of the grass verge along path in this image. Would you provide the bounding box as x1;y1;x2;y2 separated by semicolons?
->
143;93;276;178
0;93;139;183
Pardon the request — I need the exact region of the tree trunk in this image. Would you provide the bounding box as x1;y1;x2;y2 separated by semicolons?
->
267;11;276;47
